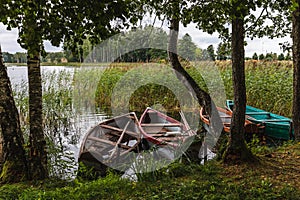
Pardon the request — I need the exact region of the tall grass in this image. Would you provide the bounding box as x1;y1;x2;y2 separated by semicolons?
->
13;69;80;179
219;61;293;117
95;63;208;114
10;61;293;179
94;60;293;116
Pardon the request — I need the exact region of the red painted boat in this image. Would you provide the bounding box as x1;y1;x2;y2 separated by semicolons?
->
139;107;196;148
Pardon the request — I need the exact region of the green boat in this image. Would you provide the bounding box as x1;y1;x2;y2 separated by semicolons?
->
226;100;294;140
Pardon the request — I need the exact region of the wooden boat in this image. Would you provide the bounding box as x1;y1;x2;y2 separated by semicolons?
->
139;107;196;148
78;112;141;177
226;100;294;140
200;106;232;133
200;106;262;140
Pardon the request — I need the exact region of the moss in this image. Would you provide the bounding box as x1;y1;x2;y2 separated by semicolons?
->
0;160;27;183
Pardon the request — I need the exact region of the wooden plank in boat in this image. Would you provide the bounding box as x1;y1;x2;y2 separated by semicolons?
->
149;132;183;137
88;136;132;150
141;123;182;127
99;124;139;137
88;136;116;146
154;137;182;141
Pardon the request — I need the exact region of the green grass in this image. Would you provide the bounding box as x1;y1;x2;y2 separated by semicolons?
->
1;142;300;199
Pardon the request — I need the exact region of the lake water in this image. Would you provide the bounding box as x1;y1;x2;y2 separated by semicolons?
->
7;65;75;84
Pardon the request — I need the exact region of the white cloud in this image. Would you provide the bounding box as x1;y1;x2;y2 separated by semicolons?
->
0;24;25;53
180;23;291;57
245;36;291;57
0;23;62;53
0;21;292;57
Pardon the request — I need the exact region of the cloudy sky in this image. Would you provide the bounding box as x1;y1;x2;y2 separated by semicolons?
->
0;22;291;57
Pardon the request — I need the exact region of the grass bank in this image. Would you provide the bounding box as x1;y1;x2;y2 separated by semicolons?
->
0;142;299;199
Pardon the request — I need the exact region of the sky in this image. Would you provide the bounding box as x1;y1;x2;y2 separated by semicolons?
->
0;22;292;58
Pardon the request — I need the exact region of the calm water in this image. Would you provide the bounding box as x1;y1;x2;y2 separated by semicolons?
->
7;65;74;84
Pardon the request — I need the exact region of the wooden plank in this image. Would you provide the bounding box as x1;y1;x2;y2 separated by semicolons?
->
149;132;184;137
110;121;130;158
88;136;115;146
99;124;139;138
141;123;182;127
220;116;232;118
88;136;132;150
154;137;182;141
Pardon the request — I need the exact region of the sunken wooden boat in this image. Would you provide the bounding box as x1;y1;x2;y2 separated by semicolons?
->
139;107;196;148
226;100;294;140
78;112;141;177
200;106;263;141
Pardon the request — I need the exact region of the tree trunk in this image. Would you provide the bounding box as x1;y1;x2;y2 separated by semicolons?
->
168;18;223;151
0;47;29;183
292;1;300;141
27;53;48;179
223;17;257;163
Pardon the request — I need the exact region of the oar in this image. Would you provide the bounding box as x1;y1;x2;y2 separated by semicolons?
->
109;120;131;159
179;111;194;136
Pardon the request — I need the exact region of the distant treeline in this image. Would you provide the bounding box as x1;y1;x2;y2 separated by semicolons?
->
2;26;291;63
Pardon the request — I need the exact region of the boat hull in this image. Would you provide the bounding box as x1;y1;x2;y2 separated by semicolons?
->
226;100;293;140
200;106;263;141
78;112;141;177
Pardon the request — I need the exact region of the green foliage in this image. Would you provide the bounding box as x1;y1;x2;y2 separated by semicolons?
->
252;53;258;60
183;1;292;44
278;53;285;61
285;52;292;60
13;69;79;179
0;184;26;199
18;173;132;199
206;45;216;61
92;61;293;118
94;63;209;113
178;33;197;61
0;1;137;55
259;54;265;60
76;162;103;181
216;42;231;60
247;135;274;155
219;61;293;117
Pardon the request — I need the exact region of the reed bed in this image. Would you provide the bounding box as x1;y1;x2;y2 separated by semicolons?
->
218;60;293;117
10;60;293;179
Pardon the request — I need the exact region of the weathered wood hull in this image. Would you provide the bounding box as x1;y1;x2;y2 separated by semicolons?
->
78;112;141;177
200;106;263;141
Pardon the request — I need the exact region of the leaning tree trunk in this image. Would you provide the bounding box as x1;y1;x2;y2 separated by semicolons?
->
27;53;48;180
223;17;256;163
168;18;223;152
0;47;29;183
292;1;300;141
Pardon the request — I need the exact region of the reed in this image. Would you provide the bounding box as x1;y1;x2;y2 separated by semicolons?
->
10;60;293;179
218;61;293;117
